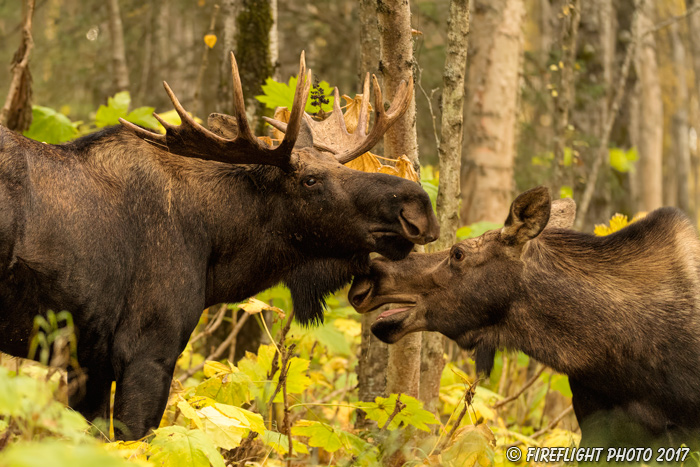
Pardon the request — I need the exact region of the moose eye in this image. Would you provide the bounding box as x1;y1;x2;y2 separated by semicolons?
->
303;177;317;187
451;247;465;262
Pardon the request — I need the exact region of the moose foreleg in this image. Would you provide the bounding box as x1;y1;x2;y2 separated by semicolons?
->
112;357;176;440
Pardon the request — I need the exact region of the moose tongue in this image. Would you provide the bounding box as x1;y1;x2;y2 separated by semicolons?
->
377;307;409;320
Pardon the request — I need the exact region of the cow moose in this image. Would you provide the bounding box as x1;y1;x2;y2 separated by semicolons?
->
0;52;439;440
349;186;700;446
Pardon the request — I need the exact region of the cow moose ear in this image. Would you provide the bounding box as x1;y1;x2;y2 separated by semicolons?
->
207;113;239;139
501;186;551;246
545;197;577;230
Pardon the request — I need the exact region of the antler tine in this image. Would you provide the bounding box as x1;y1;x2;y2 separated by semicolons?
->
229;51;266;151
277;56;311;154
119;117;167;145
330;87;346;131
354;73;371;137
335;75;414;165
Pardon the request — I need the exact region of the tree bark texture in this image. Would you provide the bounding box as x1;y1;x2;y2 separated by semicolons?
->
235;0;273;132
460;0;525;224
633;1;664;212
217;0;240;115
356;0;389;428
107;0;130;93
420;0;470;413
687;0;700;217
570;0;613;228
670;21;692;219
0;0;35;132
551;0;580;196
377;0;422;399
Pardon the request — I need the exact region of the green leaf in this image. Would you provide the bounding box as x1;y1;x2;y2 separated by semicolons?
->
362;394;439;432
255;76;334;113
194;370;252;407
95;91;131;128
456;221;503;240
125;106;159;130
0;441;137;467
560;185;573;199
420;180;438;212
23;105;79;144
262;430;309;456
291;420;371;454
149;425;225;467
609;146;638;173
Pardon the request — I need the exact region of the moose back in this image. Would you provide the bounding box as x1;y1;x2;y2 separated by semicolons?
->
0;52;438;440
350;186;700;446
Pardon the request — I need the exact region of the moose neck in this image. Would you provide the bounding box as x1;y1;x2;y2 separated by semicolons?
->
478;221;700;380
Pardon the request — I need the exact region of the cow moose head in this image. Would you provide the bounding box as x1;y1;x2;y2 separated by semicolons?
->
349;186;700;445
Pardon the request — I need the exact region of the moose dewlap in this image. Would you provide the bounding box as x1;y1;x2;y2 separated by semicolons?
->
349;186;700;446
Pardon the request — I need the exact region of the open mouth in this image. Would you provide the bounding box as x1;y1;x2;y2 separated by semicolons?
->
375;305;415;321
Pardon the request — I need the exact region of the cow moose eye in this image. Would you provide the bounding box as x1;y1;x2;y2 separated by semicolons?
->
303;177;317;187
451;247;465;262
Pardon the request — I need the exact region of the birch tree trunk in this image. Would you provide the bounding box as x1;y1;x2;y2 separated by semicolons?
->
355;0;389;428
460;0;525;225
377;0;422;399
688;0;700;215
633;1;663;212
670;21;692;219
420;0;470;413
107;0;130;93
217;0;240;115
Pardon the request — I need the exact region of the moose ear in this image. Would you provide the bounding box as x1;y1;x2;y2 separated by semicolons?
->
207;113;239;139
501;186;551;246
545;197;576;230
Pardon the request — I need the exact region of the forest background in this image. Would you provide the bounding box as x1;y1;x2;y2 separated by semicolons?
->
0;0;699;466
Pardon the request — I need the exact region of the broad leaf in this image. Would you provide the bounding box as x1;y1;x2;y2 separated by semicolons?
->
23;105;79;144
362;394;439;432
149;425;225;467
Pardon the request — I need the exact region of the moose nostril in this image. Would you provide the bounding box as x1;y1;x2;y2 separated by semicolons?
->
349;280;373;310
399;210;421;238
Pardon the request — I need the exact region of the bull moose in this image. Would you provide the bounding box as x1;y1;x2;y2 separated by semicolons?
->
0;52;439;440
349;186;700;446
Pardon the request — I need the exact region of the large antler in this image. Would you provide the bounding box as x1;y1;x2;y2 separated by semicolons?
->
119;52;311;170
264;73;413;165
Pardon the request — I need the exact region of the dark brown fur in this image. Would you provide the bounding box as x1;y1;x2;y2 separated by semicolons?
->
349;186;700;446
0;123;438;440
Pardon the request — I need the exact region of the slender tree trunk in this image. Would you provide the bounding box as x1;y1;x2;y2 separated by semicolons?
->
689;0;700;217
551;0;580;196
235;0;273;132
0;0;35;132
355;0;389;428
460;0;525;224
670;21;692;219
633;1;663;212
420;0;470;413
193;4;220;118
570;0;613;228
107;0;130;93
377;0;422;399
218;0;240;115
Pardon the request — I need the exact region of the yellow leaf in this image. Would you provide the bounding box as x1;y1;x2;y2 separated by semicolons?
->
341;95;372;134
204;34;217;49
177;398;205;431
395;155;419;182
270;107;290;141
378;165;400;177
203;360;234;378
239;297;285;318
345;151;382;173
551;90;559;97
104;440;150;462
333;318;361;338
257;135;274;147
